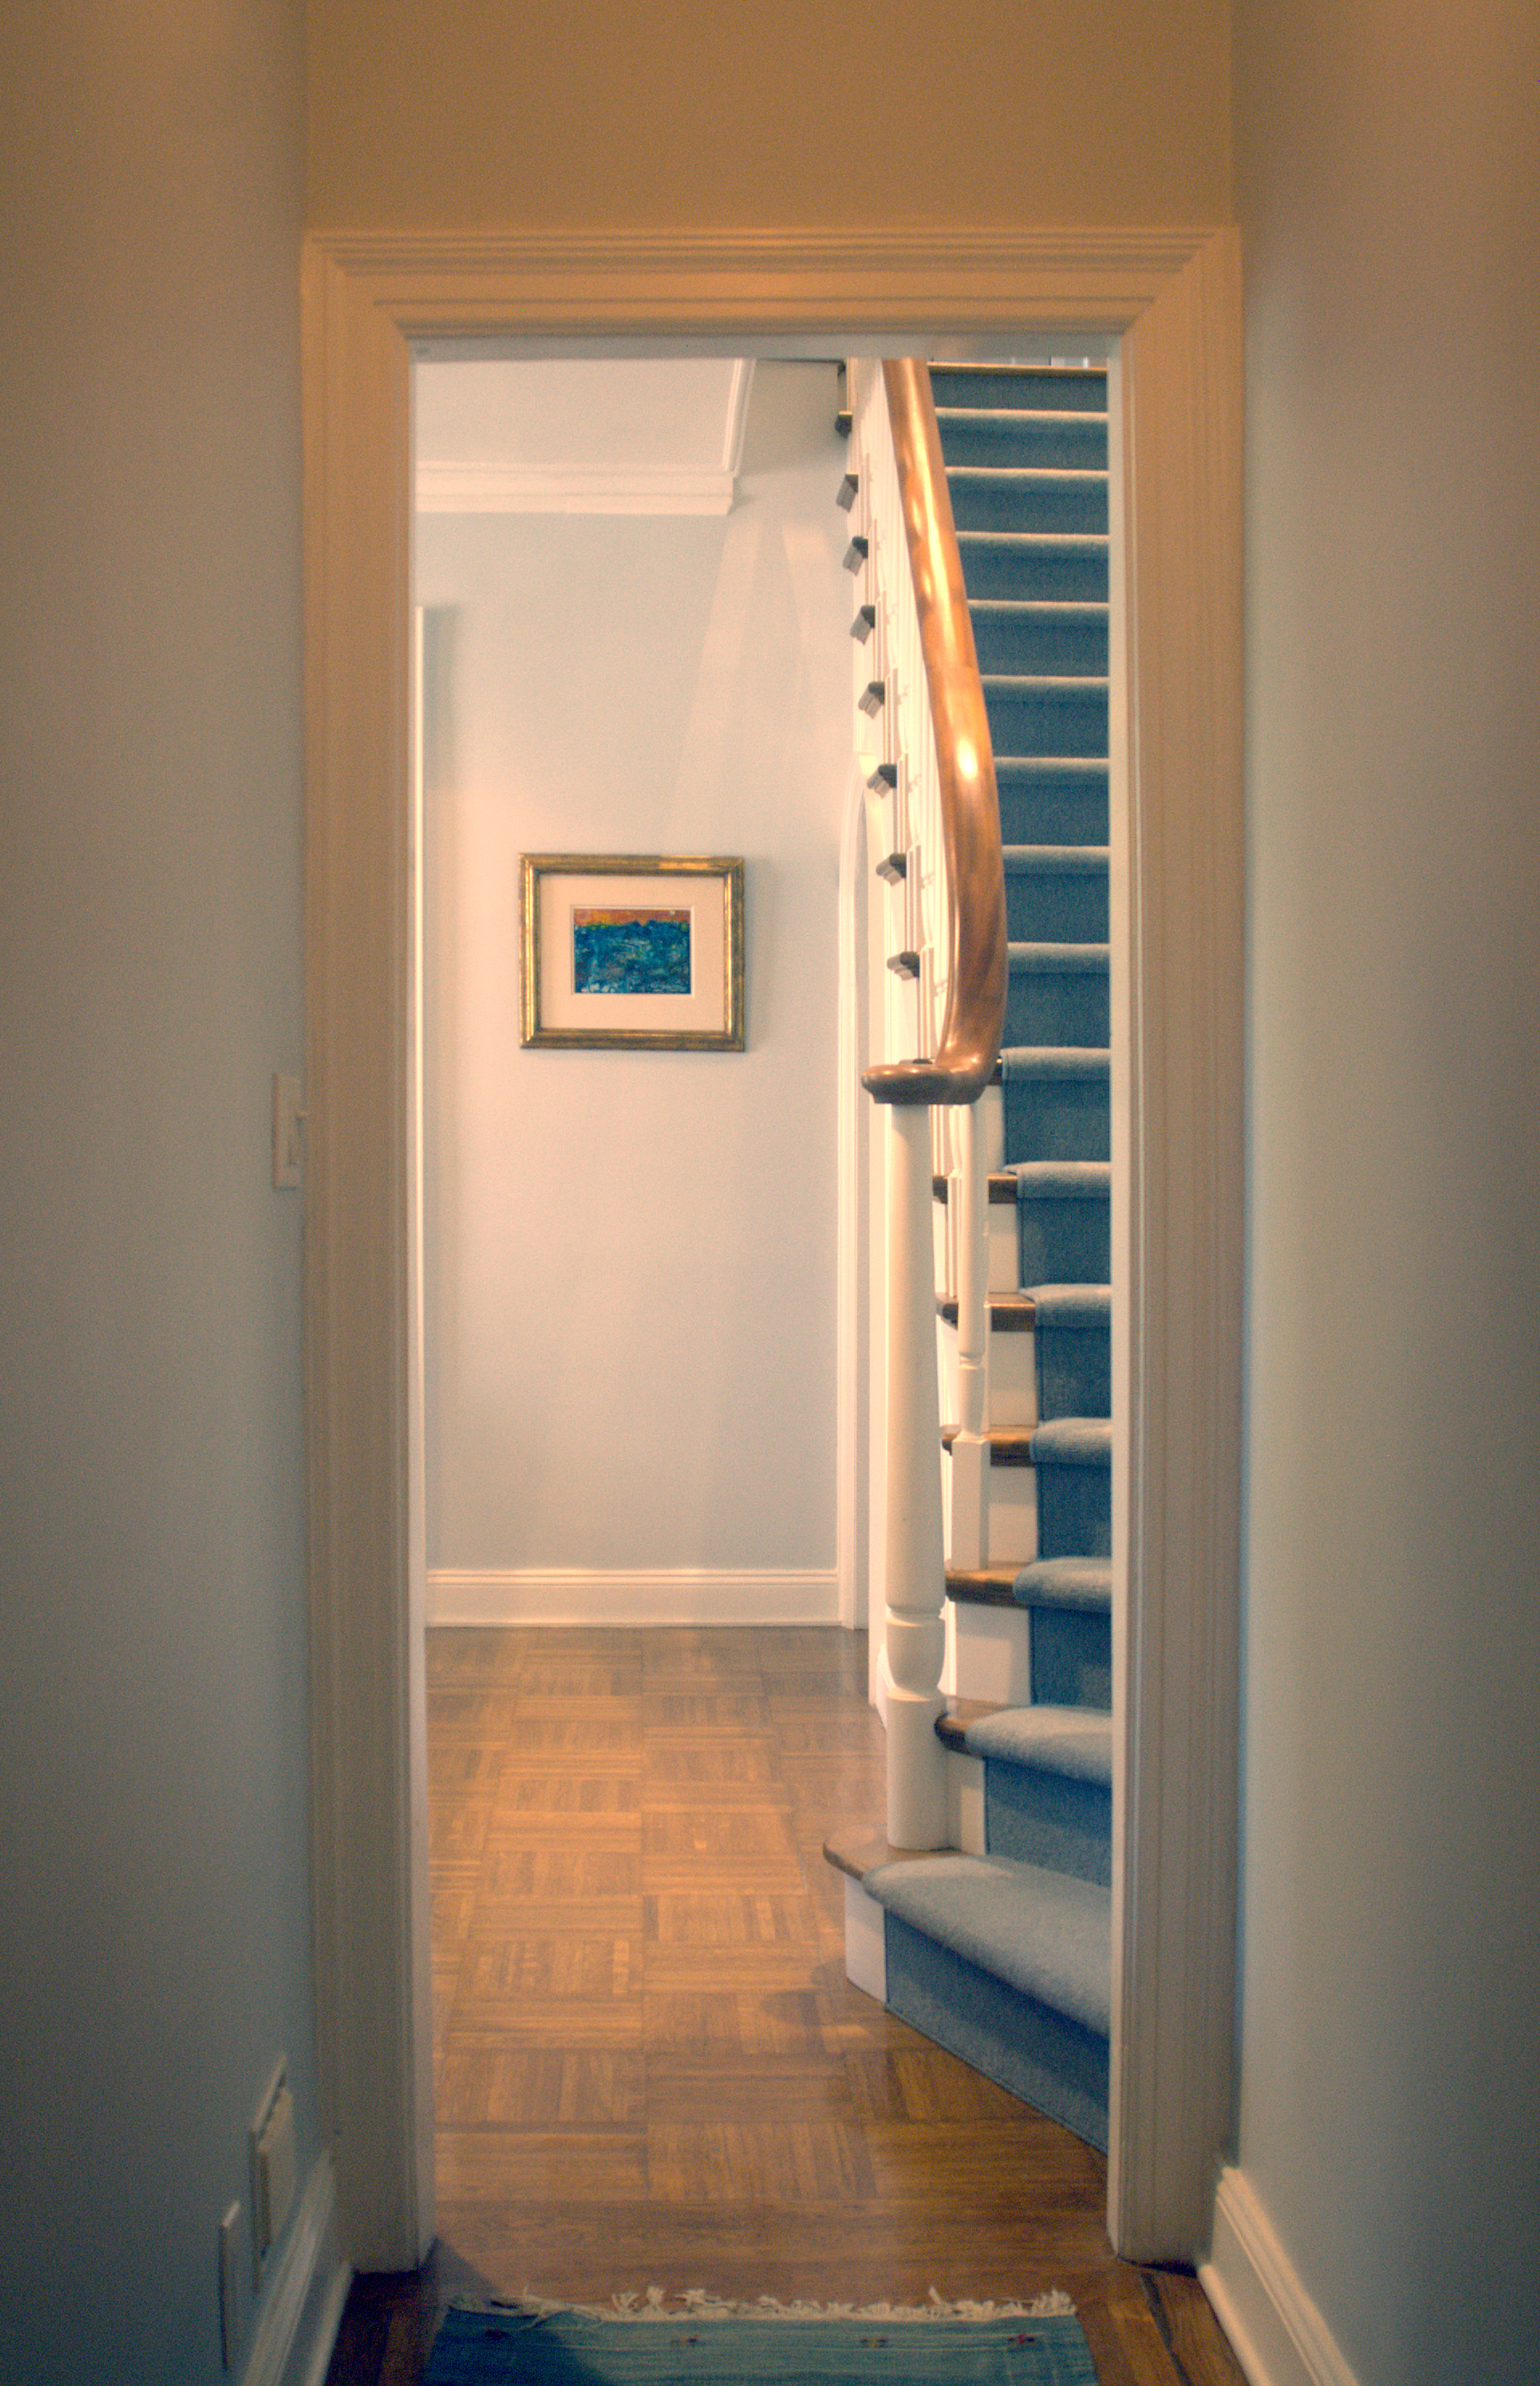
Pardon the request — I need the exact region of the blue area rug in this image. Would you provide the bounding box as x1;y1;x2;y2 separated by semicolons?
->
425;2295;1097;2384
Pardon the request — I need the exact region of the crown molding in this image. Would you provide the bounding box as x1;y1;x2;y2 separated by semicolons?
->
415;462;736;513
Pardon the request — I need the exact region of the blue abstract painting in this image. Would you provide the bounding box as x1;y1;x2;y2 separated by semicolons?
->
572;906;692;996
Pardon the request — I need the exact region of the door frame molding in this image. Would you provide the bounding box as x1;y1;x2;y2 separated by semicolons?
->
302;225;1242;2269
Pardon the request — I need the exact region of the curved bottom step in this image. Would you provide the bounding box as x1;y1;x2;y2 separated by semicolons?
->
885;1910;1109;2154
857;1850;1110;2152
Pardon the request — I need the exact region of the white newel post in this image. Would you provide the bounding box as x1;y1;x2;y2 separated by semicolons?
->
947;1098;990;1571
881;1099;948;1848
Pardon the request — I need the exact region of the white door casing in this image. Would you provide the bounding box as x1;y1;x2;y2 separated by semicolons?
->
302;227;1242;2270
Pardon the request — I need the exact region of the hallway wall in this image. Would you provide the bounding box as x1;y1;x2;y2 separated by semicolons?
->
0;4;321;2381
416;366;848;1613
305;0;1233;232
1234;0;1540;2375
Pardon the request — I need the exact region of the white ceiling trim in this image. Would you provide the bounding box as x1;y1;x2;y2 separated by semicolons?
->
415;461;737;514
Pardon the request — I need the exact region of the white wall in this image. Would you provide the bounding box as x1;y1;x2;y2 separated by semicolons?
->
1233;0;1540;2376
0;5;322;2379
415;365;849;1610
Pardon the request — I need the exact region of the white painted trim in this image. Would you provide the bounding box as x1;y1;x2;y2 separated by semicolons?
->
721;357;756;473
415;461;737;512
303;223;1242;2273
428;1567;840;1627
1201;2169;1362;2386
240;2153;351;2386
837;751;871;1632
1104;228;1244;2262
843;1875;888;2002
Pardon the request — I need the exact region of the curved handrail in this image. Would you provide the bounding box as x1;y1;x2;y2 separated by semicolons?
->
863;358;1007;1108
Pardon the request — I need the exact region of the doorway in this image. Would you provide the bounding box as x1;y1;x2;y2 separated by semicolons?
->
302;225;1242;2274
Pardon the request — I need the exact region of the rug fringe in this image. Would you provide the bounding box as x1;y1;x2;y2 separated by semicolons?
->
479;2287;1077;2323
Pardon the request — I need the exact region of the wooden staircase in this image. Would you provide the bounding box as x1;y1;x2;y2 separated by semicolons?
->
829;359;1113;2150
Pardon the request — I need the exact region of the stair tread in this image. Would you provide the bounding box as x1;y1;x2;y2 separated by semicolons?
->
946;1565;1026;1608
864;1850;1111;2037
971;600;1109;617
936;408;1110;428
1004;845;1111;873
947;466;1107;484
1032;1417;1112;1464
1015;1557;1113;1612
823;1826;929;1884
1012;1160;1111;1193
963;1704;1113;1786
938;1292;1035;1330
959;532;1109;549
1029;1283;1111;1322
936;1695;1006;1749
942;1424;1035;1463
1008;941;1109;971
1000;1045;1111;1078
984;672;1111;691
931;1173;1021;1204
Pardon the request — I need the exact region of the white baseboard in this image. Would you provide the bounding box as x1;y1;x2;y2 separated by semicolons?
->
1201;2167;1360;2386
241;2150;351;2386
428;1567;840;1628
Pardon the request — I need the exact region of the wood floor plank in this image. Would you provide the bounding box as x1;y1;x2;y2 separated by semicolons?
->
436;2129;650;2203
323;1620;1255;2386
647;2119;877;2206
437;2045;647;2129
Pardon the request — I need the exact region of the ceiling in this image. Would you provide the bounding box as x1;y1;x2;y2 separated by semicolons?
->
413;357;756;514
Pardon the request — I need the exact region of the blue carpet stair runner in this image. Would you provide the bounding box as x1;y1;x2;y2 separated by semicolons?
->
860;363;1113;2151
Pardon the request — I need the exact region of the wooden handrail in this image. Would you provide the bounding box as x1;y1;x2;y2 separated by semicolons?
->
863;358;1007;1108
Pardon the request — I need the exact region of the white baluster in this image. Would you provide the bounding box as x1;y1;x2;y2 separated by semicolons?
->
880;1101;947;1849
947;1098;990;1571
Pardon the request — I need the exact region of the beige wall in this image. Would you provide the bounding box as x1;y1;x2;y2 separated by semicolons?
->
417;368;848;1592
1234;0;1540;2375
0;3;317;2379
306;0;1232;229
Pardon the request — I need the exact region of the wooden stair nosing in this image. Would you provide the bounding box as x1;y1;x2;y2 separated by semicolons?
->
933;1172;1019;1205
942;1423;1035;1464
936;1696;1005;1752
946;1564;1025;1608
938;1292;1034;1331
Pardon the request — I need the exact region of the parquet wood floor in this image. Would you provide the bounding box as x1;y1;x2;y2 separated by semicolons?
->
325;1625;1245;2386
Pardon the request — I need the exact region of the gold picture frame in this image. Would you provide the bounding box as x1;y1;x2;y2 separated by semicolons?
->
519;853;745;1050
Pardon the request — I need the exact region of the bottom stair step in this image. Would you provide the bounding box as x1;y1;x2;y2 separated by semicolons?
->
864;1851;1110;2151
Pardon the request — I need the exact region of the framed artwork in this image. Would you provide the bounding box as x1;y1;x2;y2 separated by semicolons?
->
519;853;745;1050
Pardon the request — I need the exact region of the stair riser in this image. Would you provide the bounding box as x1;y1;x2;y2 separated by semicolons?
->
884;1917;1109;2152
1004;968;1109;1050
930;368;1107;415
1004;870;1109;943
938;415;1108;473
941;1316;1037;1428
1036;1462;1111;1561
985;1764;1111;1887
947;1598;1033;1706
996;770;1108;847
1004;1074;1110;1164
958;541;1109;604
986;684;1108;759
971;613;1109;676
968;1452;1037;1566
1017;1192;1111;1287
1037;1323;1111;1422
1029;1606;1112;1710
950;478;1109;539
